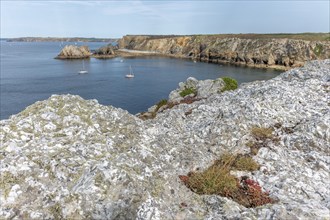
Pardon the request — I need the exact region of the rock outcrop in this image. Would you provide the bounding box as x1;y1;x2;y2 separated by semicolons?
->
55;45;91;59
118;35;330;69
1;60;329;219
92;44;118;58
138;77;227;119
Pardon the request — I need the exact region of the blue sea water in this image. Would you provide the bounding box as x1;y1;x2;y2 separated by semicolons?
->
0;41;281;120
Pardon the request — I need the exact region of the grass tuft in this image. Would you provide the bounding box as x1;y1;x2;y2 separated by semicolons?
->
185;167;238;196
233;155;260;171
221;77;238;92
251;126;274;141
155;99;168;112
179;87;197;97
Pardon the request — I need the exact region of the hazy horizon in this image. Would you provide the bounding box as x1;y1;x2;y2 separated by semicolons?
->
1;1;329;38
2;32;330;39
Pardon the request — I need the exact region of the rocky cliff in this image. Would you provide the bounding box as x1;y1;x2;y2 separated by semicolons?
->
118;35;330;69
55;45;91;59
1;60;329;219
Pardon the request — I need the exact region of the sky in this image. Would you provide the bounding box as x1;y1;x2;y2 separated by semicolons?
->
1;0;329;38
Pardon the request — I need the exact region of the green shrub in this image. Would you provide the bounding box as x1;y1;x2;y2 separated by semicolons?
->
179;87;197;97
221;77;238;92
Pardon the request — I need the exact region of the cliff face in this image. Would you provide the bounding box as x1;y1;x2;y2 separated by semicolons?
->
118;35;330;69
1;60;329;219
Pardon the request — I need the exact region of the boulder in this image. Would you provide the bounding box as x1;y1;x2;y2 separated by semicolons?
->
55;45;91;59
168;77;225;102
196;79;225;98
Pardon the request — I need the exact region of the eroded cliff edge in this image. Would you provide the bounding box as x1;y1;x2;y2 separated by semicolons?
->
118;34;330;70
1;60;329;219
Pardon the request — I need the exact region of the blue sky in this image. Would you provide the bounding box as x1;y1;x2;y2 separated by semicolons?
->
1;0;329;38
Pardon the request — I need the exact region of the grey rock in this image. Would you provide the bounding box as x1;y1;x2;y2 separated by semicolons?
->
168;90;183;103
168;77;225;103
1;60;330;219
196;78;225;98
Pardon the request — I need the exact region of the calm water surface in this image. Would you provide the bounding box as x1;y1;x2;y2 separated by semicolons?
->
0;41;282;119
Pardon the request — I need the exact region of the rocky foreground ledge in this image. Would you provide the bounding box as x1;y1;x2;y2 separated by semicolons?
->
1;60;329;219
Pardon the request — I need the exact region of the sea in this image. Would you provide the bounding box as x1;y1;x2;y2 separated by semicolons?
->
0;41;282;120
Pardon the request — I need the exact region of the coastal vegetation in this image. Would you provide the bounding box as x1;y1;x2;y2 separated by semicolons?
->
155;99;168;112
313;44;324;56
180;125;283;207
179;87;197;97
179;152;274;208
221;77;238;92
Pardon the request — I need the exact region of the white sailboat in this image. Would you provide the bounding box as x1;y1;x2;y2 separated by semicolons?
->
79;60;88;74
125;65;134;78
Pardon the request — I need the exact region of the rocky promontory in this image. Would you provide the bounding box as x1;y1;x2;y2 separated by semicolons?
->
118;34;330;70
55;45;91;59
1;60;329;219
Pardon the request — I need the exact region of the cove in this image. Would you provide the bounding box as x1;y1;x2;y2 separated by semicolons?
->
0;42;281;120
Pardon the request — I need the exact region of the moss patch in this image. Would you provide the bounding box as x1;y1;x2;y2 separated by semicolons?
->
221;77;238;92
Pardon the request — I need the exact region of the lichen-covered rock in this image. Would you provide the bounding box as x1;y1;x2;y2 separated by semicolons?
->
55;45;91;59
1;60;329;219
168;76;225;103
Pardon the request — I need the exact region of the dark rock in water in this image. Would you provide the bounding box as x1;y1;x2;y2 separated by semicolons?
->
55;45;91;59
92;44;118;58
0;60;329;219
93;44;118;55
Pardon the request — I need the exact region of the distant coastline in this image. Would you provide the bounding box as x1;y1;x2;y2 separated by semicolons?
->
2;37;118;43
